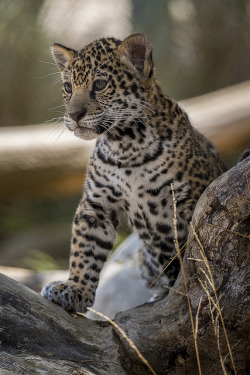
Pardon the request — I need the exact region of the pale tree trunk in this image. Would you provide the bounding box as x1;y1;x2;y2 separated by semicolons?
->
1;81;250;200
0;157;249;375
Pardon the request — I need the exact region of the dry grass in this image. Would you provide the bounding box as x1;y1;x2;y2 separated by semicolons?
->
190;222;238;375
171;184;203;375
204;223;250;240
149;182;243;374
148;241;186;288
77;308;158;375
194;297;203;347
243;160;250;195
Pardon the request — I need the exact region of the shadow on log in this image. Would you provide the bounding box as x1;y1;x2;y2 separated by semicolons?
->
0;157;249;375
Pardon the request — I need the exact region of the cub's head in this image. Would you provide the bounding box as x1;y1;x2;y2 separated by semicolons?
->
52;34;155;140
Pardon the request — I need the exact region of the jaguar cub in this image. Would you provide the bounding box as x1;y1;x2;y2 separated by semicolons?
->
41;33;226;312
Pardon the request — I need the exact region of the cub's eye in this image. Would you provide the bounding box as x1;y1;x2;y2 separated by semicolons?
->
63;82;72;94
93;79;107;92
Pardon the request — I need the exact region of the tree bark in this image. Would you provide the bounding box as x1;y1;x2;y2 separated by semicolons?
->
0;158;249;375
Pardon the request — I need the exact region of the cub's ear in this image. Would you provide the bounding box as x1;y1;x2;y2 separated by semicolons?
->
117;33;153;79
51;43;76;71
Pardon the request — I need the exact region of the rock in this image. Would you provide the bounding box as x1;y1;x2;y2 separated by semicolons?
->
87;233;153;319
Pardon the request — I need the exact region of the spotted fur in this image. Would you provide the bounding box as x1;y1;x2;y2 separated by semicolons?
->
41;34;226;312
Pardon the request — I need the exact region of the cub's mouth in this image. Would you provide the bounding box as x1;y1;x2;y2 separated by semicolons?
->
64;116;107;140
74;126;97;140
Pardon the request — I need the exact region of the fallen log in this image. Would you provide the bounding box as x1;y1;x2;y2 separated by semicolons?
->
0;157;249;374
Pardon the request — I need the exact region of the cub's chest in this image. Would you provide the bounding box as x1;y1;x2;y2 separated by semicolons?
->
113;168;175;217
91;159;190;219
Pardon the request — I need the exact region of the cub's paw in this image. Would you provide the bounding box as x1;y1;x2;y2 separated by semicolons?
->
41;281;92;313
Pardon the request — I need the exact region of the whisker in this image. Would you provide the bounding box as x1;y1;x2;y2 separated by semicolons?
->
38;60;58;66
45;122;65;140
39;72;61;79
44;116;64;124
49;78;63;88
48;104;66;111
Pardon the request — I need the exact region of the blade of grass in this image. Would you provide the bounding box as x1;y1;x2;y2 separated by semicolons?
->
162;284;187;297
243;160;250;195
171;184;202;375
205;223;250;239
190;223;237;375
194;297;203;342
148;242;186;288
78;308;158;375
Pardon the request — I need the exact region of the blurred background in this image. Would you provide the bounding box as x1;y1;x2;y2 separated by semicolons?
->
0;0;250;273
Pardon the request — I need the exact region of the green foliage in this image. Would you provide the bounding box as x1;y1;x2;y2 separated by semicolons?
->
1;0;250;125
0;196;78;269
0;0;61;126
132;0;250;99
114;213;131;250
22;249;59;271
0;195;130;269
0;195;79;237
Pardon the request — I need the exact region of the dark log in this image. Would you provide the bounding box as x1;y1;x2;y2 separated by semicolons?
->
0;274;126;375
0;157;249;375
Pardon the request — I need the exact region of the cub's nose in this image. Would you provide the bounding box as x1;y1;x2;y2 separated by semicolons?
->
69;108;87;124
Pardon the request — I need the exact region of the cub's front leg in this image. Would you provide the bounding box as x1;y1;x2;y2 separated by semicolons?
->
41;187;119;312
